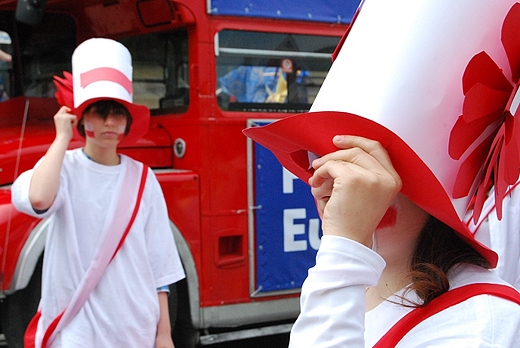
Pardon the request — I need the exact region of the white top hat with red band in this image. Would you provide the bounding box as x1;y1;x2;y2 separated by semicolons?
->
64;37;150;146
244;0;520;267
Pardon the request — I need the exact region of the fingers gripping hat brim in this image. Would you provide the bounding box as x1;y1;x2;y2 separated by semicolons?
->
243;112;499;267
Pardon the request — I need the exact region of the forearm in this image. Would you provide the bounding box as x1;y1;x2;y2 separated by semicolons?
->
156;291;175;348
29;134;70;211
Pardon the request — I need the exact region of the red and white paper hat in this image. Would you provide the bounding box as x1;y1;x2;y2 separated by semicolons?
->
54;38;150;146
244;0;520;267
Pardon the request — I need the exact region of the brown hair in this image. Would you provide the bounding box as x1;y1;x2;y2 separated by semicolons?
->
77;100;132;137
405;216;490;307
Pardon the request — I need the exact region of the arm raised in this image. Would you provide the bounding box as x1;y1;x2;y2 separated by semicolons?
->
29;106;77;211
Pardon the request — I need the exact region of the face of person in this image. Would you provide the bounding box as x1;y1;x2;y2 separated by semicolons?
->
82;108;128;146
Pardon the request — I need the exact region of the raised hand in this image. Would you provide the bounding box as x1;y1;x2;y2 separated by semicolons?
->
53;105;77;142
309;135;402;247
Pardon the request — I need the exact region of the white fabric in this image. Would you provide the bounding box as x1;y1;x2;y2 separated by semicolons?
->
474;182;520;291
289;235;520;348
11;148;185;348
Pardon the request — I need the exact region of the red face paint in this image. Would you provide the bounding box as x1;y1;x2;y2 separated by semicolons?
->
84;121;126;141
85;121;95;138
376;206;398;229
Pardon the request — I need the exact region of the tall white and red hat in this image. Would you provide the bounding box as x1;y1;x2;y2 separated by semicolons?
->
54;38;150;146
243;0;520;267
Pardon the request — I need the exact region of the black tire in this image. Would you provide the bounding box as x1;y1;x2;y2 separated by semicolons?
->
0;253;42;348
170;277;200;348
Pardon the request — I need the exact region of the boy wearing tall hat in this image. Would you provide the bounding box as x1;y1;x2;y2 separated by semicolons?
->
12;38;184;348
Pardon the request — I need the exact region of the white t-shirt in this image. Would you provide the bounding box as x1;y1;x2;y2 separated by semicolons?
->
11;148;185;348
289;235;520;347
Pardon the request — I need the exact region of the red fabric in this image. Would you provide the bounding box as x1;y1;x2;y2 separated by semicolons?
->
24;310;41;348
374;283;520;347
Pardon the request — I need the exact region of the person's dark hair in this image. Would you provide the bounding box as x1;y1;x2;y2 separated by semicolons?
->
77;100;132;137
405;216;490;307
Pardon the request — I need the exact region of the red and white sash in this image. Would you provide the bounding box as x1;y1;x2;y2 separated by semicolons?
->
374;283;520;347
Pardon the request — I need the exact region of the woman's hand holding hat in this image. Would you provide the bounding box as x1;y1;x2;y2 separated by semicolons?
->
309;135;402;248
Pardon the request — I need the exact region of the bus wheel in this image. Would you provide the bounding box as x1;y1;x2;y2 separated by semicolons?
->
0;254;42;348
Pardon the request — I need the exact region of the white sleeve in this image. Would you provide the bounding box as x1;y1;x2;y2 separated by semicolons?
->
289;235;385;348
11;166;64;218
11;169;38;216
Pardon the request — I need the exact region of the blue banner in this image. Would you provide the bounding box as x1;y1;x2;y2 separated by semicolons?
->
209;0;362;24
253;121;322;293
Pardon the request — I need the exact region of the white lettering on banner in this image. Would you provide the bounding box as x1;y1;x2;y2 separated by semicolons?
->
284;208;321;252
282;167;322;252
284;208;307;251
283;168;298;194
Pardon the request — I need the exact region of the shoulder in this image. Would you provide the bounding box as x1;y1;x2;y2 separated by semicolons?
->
448;263;510;287
397;283;520;346
401;266;520;345
120;155;153;174
120;156;154;179
120;156;162;196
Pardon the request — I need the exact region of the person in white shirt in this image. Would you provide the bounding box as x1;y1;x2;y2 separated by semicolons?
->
11;38;185;348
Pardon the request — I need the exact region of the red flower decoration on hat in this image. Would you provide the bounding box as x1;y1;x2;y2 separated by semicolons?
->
53;71;74;110
449;3;520;222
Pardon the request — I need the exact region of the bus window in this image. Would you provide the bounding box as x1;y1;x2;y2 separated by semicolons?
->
215;30;338;113
0;12;76;100
18;14;76;98
119;30;189;115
